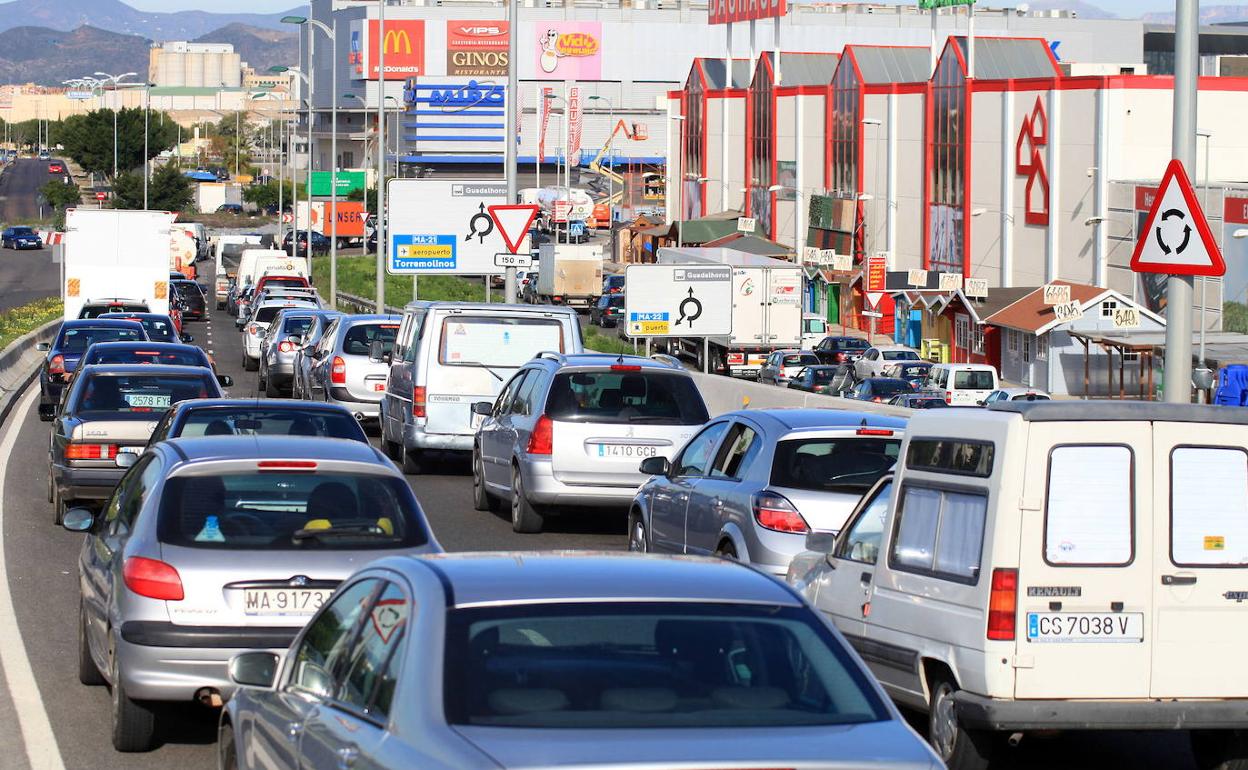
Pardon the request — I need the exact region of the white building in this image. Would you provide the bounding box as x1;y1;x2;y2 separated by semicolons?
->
149;42;243;89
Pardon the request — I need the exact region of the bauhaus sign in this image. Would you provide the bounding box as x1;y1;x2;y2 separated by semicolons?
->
708;0;787;25
447;20;509;76
365;20;425;80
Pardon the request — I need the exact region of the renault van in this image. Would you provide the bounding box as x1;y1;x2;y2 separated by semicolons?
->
923;362;999;405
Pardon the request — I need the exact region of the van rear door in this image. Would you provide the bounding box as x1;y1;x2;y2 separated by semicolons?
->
1014;421;1153;698
1150;422;1248;698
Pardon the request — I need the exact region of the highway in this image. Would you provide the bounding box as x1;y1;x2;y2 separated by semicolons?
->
0;257;1200;769
0;158;64;311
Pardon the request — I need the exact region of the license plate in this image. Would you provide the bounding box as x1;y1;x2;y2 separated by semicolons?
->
595;444;659;459
243;588;333;616
125;393;171;408
1026;612;1144;643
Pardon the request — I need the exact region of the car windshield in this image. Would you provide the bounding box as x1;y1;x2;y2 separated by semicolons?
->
343;323;399;356
546;370;709;425
444;602;888;729
439;316;566;368
174;408;368;441
156;472;427;550
771;436;901;492
71;373;216;414
80;303;148;318
783;354;819;367
954;370;996;389
84;348;206;367
58;327;145;352
882;350;920;361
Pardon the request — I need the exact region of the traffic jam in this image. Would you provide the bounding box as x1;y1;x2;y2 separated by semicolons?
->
28;205;1248;770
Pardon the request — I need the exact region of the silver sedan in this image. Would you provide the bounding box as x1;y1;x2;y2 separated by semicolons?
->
62;435;440;752
220;552;940;769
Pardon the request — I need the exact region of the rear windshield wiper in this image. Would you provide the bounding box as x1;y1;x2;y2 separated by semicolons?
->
461;361;504;382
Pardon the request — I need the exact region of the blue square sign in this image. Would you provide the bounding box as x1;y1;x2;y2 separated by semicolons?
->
391;234;457;271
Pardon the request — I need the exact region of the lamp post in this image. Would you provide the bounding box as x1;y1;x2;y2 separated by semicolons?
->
94;71;137;179
271;65;313;268
672;114;686;249
544;93;572;243
282;15;339;308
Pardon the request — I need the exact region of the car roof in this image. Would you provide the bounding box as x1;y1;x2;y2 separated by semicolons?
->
78;364;213;376
340;314;403;326
719;407;907;431
162;435;389;464
84;341;200;353
62;318;146;330
407;552;803;608
990;400;1248;425
995;386;1044;395
532;353;685;371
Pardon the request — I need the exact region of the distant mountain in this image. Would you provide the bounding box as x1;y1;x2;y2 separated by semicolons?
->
1025;0;1116;19
193;23;299;74
0;0;300;39
0;25;148;86
1142;4;1248;24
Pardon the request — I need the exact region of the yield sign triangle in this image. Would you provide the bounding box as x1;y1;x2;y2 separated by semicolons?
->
488;204;540;254
1130;158;1226;277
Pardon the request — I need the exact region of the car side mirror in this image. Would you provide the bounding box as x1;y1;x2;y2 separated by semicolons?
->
805;531;837;554
229;652;280;689
35;342;50;352
217;374;234;387
115;452;139;469
235;317;245;329
62;507;95;533
181;333;194;343
37;403;55;422
639;456;670;477
471;401;493;417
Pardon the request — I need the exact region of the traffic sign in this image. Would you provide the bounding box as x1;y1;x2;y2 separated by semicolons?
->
387;179;529;275
865;292;884;309
494;252;533;268
1130;159;1225;277
623;264;733;337
487;204;540;255
95;192;107;201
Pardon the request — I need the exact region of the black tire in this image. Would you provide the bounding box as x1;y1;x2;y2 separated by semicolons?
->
1191;731;1248;770
715;540;738;559
927;674;994;770
265;374;280;398
472;448;500;512
627;512;648;553
77;600;105;686
510;466;543;534
219;721;239;770
111;658;157;752
53;486;67;526
382;439;401;462
402;447;424;475
242;355;257;372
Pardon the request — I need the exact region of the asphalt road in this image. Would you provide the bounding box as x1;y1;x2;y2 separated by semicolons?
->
0;257;1200;769
0;158;63;311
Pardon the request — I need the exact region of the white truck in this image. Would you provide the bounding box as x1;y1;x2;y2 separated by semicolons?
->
535;242;603;308
237;249;309;289
63;209;174;320
655;247;805;377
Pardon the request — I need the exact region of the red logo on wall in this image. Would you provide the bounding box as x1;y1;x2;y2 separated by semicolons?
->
1015;97;1049;226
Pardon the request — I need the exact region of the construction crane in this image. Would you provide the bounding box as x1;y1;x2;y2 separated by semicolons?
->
586;119;648;212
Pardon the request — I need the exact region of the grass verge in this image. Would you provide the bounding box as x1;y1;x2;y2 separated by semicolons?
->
583;325;636;355
0;296;61;350
311;255;487;308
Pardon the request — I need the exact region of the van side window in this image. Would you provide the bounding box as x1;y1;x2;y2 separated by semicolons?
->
1171;447;1248;566
1045;445;1133;566
890;485;987;583
906;438;994;477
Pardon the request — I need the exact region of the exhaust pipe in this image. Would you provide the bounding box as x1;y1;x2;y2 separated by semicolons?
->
195;687;224;708
1007;732;1024;748
354;412;366;421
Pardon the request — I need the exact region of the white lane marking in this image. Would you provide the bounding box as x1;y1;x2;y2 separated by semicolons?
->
0;384;66;770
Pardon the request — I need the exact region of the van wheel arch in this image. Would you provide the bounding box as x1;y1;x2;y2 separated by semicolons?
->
922;661;997;770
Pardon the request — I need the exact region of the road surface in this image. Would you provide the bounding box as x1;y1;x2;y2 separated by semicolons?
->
0;158;63;311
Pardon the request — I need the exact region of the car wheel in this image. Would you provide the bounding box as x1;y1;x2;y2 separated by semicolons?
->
510;465;543;534
472;448;500;512
627;513;648;553
265;374;280;398
927;674;994;770
402;447;424;475
53;486;67;526
78;599;105;686
111;654;157;752
243;355;257;372
715;540;737;560
1191;731;1248;770
219;721;239;770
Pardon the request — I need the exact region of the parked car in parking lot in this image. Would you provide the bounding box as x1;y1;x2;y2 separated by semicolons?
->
37;319;148;417
786;364;855;396
473;353;709;533
848;377;914;403
813;336;870;365
63;435;440;752
221;552;939;770
758;350;821;386
630;408;904;575
853;345;922;380
146;399;370;445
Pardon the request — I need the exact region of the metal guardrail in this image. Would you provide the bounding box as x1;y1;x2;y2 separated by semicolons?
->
335;291;405;315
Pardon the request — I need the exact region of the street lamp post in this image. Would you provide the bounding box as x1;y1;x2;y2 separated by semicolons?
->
94;71;137;179
672;114;687;249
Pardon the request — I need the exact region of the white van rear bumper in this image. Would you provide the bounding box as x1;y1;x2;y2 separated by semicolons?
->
404;424;472;452
954;692;1248;730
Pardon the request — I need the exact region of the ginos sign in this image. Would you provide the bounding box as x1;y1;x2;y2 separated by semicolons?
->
447;20;508;76
708;0;787;25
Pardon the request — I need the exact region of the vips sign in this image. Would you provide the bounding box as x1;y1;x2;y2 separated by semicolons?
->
535;22;602;80
352;20;425;80
447;21;509;76
708;0;787;25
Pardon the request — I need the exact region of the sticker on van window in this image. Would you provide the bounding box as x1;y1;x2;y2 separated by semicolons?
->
1205;536;1226;551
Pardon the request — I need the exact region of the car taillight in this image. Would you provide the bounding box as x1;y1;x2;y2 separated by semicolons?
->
65;443;119;460
987;568;1018;641
834;352;847;362
945;394;953;404
258;460;318;471
48;354;65;375
412;386;427;418
331;356;347;385
611;364;642;371
123;556;184;601
527;414;554;455
279;341;295;353
752;492;808;533
857;428;895;436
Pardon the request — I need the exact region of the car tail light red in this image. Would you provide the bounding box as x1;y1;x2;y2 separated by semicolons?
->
331;356;347;385
123;556;184;601
987;568;1018;641
527;415;554;455
412;386;427;418
258;460;318;471
857;428;895;436
611;364;642;372
752;492;809;533
65;443;119;460
278;341;295;353
48;354;65;376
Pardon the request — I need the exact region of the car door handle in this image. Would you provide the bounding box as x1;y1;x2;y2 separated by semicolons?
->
337;745;360;770
1161;574;1197;586
860;571;872;585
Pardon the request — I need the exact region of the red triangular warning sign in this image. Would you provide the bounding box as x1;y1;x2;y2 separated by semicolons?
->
1130;158;1225;277
488;204;539;255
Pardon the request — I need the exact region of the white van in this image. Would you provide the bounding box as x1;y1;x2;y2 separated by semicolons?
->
924;362;999;405
788;401;1248;770
801;313;830;349
237;249;308;289
379;302;584;473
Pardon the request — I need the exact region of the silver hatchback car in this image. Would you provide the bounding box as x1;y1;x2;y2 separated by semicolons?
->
291;311;344;399
304;314;402;421
471;353;710;533
220;552;940;770
259;309;340;398
62;435;440;752
630;408;906;576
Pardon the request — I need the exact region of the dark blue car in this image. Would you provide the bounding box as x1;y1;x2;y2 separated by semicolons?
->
145;398;369;446
2;226;42;250
96;312;185;344
37;319;147;418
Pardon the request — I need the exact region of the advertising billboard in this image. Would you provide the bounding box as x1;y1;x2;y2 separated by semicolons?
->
1225;196;1248;308
307;170;367;198
535;22;602;80
356;20;425;80
447;20;509;76
707;0;787;25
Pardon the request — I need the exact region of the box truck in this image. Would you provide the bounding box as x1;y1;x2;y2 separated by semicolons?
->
63;209;174;320
297;200;368;246
535;242;603;307
653;247;804;377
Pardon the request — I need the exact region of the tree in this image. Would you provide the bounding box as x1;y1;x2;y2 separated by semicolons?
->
348;181;391;217
112;163;193;212
40;179;80;210
242;179;294;213
59;109;178;180
212;111;255;175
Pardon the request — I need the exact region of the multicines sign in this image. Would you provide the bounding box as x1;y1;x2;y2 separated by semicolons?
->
536;22;602;80
708;0;787;25
446;20;509;77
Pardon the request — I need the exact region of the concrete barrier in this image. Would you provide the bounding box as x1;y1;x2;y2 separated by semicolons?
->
0;319;59;422
688;371;912;418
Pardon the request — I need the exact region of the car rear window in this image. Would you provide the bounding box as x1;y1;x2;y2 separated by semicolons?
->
811;368;850;384
882;350;920;361
86;348;206;367
783;354;819;366
954;370;995;389
58;327;145;352
72;373;217;414
771;436;901;492
282;316;316;335
343;323;399;356
79;303;148;318
443;602;888;729
838;338;870;350
869;380;913;397
439;316;566;368
546;370;709;425
156;472;427;550
257;305;312;323
175;408;368;441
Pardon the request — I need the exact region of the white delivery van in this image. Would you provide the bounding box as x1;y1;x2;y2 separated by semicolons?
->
213;234;264;306
380;302;583;473
236;249;309;289
63;209;174;320
802;313;830;349
924;362;1000;405
789;401;1248;770
535;242;603;307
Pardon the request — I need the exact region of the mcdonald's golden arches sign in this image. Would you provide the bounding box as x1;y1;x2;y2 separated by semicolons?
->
366;20;425;80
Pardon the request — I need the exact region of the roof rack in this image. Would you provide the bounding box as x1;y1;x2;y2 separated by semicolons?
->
648;353;683;369
535;351;567;363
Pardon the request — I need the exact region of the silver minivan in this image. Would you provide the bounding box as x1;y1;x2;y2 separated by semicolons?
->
471;353;709;533
380;302;583;474
304;314;402;421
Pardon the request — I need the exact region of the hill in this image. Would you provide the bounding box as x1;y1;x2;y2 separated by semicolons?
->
0;0;298;38
0;25;148;86
193;23;299;74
